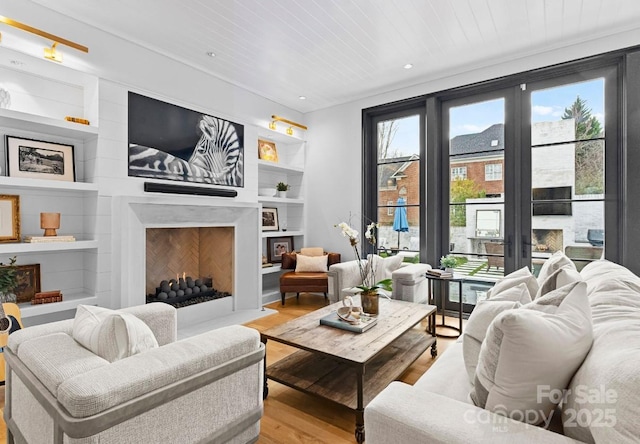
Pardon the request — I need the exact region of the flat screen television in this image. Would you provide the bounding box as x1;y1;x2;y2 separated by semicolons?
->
532;186;572;216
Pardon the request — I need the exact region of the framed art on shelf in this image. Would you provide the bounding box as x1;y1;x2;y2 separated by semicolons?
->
0;194;20;243
14;264;41;304
267;236;294;263
258;139;278;163
262;207;279;231
6;136;75;182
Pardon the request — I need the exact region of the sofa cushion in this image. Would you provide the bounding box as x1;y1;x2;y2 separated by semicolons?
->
524;280;583;314
472;281;593;424
537;251;575;287
73;305;159;362
414;340;472;403
487;266;539;301
562;273;640;443
463;297;521;383
368;254;403;282
295;254;328;272
488;282;532;304
16;332;108;397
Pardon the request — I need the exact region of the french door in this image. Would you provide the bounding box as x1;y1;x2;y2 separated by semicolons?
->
439;66;618;309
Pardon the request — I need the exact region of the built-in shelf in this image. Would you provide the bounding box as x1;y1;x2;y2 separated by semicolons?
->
262;230;304;238
0;240;98;254
258;130;305;145
257;160;304;174
0;108;98;141
0;176;98;192
19;293;98;318
258;196;304;204
262;265;282;275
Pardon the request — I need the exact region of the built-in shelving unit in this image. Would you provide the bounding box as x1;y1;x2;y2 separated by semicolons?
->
258;129;306;305
0;58;99;326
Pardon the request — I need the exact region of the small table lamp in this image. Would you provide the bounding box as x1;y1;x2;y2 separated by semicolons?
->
40;212;61;236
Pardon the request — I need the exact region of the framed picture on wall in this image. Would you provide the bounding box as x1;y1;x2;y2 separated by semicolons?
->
14;264;41;304
0;194;20;243
258;139;278;163
6;136;75;182
262;207;279;231
267;236;294;263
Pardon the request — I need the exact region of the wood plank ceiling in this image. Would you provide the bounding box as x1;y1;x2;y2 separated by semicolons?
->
30;0;640;112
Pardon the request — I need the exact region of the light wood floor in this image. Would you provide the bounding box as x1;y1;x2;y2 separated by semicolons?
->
0;294;461;444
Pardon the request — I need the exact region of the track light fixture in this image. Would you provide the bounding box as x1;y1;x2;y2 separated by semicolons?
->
269;115;307;136
0;15;88;63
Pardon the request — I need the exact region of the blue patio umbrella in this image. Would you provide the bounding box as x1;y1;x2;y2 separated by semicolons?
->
393;197;409;249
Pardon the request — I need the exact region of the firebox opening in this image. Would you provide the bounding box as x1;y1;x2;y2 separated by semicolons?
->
145;226;234;308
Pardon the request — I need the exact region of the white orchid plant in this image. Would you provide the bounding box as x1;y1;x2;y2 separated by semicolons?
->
335;220;392;294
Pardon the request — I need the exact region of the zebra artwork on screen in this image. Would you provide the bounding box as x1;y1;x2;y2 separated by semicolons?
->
128;92;244;187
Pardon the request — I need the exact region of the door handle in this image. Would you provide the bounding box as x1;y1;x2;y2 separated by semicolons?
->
503;236;512;258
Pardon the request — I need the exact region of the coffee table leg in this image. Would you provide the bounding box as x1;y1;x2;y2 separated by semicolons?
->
261;337;269;399
355;366;365;444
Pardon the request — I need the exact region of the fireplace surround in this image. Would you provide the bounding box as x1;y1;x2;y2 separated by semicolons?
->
114;195;261;329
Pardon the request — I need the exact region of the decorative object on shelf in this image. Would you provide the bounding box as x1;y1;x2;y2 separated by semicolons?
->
40;212;61;236
128;92;245;187
0;256;18;304
0;87;10;109
269;115;308;135
267;236;294;263
6;136;75;182
262;207;279;231
258;139;278;162
258;187;276;197
0;194;20;243
335;219;392;315
31;290;63;304
13;263;41;304
23;235;76;243
440;254;458;274
262;255;273;268
65;116;90;125
276;182;290;198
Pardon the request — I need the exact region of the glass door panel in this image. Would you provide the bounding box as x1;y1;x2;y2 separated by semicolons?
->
530;79;605;273
448;98;506;279
376;114;421;257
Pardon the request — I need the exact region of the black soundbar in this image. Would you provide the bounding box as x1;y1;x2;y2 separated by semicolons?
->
144;182;238;198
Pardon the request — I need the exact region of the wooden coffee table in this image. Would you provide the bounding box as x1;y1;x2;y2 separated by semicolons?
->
261;296;437;443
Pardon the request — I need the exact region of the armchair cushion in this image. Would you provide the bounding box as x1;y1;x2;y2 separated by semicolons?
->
368;254;403;282
73;305;159;362
295;254;328;272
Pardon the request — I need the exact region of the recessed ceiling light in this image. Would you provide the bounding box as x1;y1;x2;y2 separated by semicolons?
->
206;51;216;57
298;96;306;100
404;63;413;70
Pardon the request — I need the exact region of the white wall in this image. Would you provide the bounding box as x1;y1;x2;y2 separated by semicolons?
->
305;28;640;261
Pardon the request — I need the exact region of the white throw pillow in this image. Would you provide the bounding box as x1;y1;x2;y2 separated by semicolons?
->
488;282;532;304
73;305;159;362
471;281;593;424
525;280;583;314
487;266;539;301
536;251;575;286
367;254;403;282
535;267;582;299
463;297;521;383
295;254;328;272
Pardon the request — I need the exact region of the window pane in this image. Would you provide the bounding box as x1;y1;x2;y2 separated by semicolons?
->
377;115;420;160
449;98;505;278
377;206;419;252
532;78;604;143
377;160;419;206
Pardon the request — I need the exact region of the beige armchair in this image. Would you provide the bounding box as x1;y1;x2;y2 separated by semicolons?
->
4;303;264;444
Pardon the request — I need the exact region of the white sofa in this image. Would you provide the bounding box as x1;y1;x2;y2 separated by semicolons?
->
365;260;640;443
327;258;431;304
4;303;265;444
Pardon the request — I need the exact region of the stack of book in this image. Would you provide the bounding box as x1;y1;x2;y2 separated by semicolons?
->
319;311;378;333
31;290;63;305
24;235;76;243
427;268;454;279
